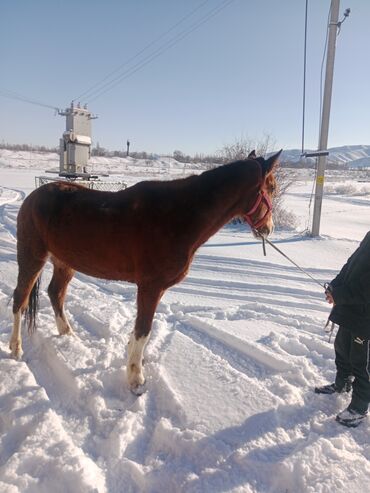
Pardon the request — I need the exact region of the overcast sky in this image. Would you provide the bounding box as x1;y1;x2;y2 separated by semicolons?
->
1;0;369;155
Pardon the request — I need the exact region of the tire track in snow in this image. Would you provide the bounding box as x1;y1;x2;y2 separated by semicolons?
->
175;317;285;377
192;252;324;281
0;203;19;264
179;272;322;301
165;248;336;412
193;251;337;283
171;253;330;317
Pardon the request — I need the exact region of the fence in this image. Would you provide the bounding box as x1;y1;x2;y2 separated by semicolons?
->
35;175;127;192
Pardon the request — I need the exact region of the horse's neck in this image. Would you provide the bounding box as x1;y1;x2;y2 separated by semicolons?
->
184;167;258;248
198;166;255;215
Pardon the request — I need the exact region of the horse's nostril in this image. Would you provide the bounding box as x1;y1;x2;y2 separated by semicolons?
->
255;224;273;238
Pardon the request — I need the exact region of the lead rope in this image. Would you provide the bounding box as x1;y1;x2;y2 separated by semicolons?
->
324;319;336;343
254;232;325;289
255;230;336;342
261;236;266;256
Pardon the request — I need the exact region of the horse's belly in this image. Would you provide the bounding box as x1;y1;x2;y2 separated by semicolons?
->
74;260;136;282
48;240;136;282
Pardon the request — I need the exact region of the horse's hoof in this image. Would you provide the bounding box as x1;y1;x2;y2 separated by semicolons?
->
130;381;147;396
9;343;23;360
56;316;74;336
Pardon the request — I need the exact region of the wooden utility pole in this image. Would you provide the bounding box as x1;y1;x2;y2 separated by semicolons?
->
311;0;340;236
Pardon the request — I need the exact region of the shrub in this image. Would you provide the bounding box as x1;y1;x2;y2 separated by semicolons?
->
218;136;298;230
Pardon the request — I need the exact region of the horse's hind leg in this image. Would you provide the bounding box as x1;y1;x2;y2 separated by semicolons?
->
11;250;47;359
127;284;164;394
48;257;75;335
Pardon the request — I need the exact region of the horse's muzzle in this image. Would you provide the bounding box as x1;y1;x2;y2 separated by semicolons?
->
252;219;274;239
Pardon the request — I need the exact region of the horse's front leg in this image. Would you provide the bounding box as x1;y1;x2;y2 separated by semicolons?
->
127;285;163;395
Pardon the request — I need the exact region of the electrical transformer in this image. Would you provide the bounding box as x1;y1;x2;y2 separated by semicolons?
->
59;102;96;176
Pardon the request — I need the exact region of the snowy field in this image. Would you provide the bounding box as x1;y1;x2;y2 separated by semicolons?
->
0;151;370;493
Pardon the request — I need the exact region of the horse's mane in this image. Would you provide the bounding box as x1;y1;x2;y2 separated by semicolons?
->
124;158;261;195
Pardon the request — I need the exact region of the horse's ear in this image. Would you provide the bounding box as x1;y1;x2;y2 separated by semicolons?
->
248;150;256;159
262;149;282;175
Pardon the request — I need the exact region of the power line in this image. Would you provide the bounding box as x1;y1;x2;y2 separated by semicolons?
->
0;88;60;112
318;4;331;140
304;2;330;231
301;0;308;155
73;0;211;103
85;0;236;104
1;1;235;112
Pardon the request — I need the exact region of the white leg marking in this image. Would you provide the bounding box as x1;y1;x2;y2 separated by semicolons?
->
9;311;23;359
56;312;74;335
127;332;149;391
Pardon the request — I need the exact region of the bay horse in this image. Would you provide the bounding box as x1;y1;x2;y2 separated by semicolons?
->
10;150;281;394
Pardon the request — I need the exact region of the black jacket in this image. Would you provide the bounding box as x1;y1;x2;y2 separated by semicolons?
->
329;231;370;336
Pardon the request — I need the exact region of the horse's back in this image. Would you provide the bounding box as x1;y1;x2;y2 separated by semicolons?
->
24;181;108;212
16;178;197;283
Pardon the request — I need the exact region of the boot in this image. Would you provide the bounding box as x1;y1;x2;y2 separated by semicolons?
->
336;407;368;428
314;380;352;394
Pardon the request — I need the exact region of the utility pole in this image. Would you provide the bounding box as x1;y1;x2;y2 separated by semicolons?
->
311;0;340;236
126;139;130;157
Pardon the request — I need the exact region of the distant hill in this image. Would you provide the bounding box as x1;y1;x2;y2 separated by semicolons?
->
281;145;370;167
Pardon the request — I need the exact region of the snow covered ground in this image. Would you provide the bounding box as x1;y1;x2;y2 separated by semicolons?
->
0;152;370;493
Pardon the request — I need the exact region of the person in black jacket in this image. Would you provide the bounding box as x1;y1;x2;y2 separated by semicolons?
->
315;231;370;428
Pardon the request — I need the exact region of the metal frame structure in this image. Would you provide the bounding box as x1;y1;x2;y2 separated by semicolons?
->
35;175;126;191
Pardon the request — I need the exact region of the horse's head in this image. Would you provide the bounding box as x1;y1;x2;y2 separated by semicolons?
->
243;150;281;238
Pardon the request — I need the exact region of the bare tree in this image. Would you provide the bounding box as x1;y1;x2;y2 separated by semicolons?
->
218;134;276;163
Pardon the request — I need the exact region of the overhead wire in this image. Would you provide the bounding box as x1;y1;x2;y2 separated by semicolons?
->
73;0;211;103
1;0;235;114
304;2;331;232
84;0;236;104
86;0;235;103
301;0;308;155
318;4;331;139
0;88;60;112
318;5;349;136
1;1;234;112
301;0;314;232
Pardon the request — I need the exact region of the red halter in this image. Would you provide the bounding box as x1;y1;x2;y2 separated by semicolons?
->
244;190;272;230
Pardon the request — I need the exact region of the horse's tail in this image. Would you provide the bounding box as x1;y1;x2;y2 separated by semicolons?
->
25;276;41;334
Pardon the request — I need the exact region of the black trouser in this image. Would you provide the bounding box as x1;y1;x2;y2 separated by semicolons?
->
334;325;370;414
